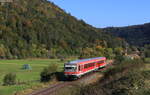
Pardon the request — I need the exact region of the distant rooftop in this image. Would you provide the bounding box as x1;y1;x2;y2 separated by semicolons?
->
68;57;105;65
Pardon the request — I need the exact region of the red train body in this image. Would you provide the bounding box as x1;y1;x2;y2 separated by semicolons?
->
64;57;107;78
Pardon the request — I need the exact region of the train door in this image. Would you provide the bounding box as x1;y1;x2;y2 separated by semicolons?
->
77;65;82;78
96;61;99;68
78;65;84;72
78;65;82;72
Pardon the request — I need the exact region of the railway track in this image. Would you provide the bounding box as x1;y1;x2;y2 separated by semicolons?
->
28;73;100;95
28;60;113;95
28;82;71;95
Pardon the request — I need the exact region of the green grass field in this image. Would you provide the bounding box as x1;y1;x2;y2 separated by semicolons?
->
0;59;66;95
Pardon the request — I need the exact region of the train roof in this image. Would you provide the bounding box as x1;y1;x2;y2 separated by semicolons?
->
67;57;106;65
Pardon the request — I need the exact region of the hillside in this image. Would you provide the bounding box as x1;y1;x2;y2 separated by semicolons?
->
0;0;126;59
103;23;150;46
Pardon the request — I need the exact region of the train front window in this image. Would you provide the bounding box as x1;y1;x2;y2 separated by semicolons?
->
65;66;77;72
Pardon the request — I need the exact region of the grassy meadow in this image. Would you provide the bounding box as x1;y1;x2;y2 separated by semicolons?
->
0;59;66;95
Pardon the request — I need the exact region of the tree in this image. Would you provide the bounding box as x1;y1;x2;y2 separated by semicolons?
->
104;48;114;59
0;44;6;59
114;47;124;55
80;47;94;58
145;50;150;58
95;46;105;56
3;73;16;86
40;64;58;82
115;54;125;63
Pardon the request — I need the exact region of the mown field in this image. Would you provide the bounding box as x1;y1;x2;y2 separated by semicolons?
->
0;59;67;95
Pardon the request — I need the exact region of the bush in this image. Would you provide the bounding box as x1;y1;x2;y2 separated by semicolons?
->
3;73;16;86
40;64;58;82
115;55;125;63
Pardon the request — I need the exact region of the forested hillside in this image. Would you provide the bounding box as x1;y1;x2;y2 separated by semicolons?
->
0;0;126;59
103;23;150;46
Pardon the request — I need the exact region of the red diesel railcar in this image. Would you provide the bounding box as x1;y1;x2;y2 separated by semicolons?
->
64;57;107;78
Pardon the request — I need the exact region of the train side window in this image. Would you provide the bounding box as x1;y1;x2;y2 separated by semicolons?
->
84;62;95;69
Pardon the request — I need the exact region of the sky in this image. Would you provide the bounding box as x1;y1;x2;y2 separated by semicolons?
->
49;0;150;28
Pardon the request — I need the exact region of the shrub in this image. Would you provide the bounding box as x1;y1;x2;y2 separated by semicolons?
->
40;64;58;82
114;54;125;63
3;73;16;86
